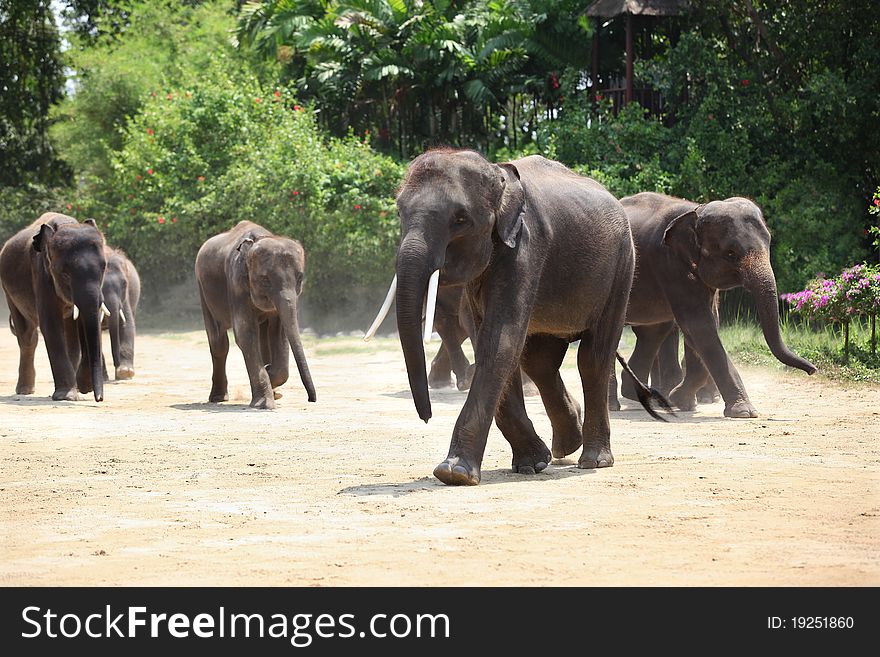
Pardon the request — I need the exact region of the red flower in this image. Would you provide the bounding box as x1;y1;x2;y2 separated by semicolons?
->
66;204;72;210
874;199;880;206
255;97;262;103
274;90;281;98
197;175;205;182
166;93;173;100
293;190;299;196
354;204;361;210
147;168;154;175
293;105;302;111
741;79;749;86
146;128;154;136
171;217;177;223
157;217;165;224
135;175;142;181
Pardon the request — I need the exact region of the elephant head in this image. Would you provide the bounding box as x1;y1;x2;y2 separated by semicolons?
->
236;234;316;402
33;218;109;401
367;149;526;421
662;197;816;375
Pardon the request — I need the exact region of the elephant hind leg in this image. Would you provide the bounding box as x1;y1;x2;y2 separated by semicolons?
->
493;367;551;475
621;322;674;401
521;334;582;459
199;287;229;403
8;300;38;395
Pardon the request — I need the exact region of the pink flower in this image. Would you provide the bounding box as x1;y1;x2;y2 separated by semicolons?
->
66;204;72;210
157;217;165;224
293;105;302;111
354;204;361;210
171;217;177;223
166;93;173;100
147;168;154;175
874;199;880;207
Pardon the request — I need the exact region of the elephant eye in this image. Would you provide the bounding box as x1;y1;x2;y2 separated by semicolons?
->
726;250;737;260
453;214;468;226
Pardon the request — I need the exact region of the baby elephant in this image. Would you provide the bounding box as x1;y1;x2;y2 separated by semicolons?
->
195;220;316;408
101;247;140;380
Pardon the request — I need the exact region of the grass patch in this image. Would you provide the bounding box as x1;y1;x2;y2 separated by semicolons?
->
721;319;880;385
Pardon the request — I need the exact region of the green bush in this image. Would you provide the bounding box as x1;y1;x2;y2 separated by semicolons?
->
75;70;402;332
0;184;73;244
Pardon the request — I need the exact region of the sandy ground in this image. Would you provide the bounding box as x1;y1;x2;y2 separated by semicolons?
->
0;321;878;587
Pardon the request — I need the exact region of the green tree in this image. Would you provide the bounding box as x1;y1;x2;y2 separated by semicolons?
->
0;0;67;186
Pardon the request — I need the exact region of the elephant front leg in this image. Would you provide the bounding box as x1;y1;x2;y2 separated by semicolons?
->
39;306;80;401
233;317;275;409
672;302;756;418
433;305;532;485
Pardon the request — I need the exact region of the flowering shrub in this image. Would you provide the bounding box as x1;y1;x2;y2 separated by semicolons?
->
782;263;880;359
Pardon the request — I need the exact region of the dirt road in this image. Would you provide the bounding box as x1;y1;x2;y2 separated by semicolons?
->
1;325;878;586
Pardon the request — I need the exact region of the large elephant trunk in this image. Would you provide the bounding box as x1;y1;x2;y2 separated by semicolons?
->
741;250;817;375
396;235;437;422
75;289;105;402
276;291;316;402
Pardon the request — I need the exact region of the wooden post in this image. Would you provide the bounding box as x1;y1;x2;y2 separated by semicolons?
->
625;13;634;105
592;21;600;101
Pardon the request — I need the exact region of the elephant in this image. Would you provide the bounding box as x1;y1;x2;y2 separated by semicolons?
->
0;212;109;401
647;326;720;404
608;192;816;418
100;247;140;381
195;220;316;409
367;149;668;486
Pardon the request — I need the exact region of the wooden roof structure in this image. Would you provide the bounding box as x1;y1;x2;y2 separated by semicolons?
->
586;0;689;17
585;0;690;108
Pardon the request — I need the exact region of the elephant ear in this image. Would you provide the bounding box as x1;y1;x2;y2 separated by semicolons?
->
494;162;525;249
32;223;56;252
662;209;700;271
236;237;255;253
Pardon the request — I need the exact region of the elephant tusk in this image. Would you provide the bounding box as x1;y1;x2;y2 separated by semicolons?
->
72;305;79;321
100;303;111;318
364;274;397;341
423;269;439;343
119;309;126;325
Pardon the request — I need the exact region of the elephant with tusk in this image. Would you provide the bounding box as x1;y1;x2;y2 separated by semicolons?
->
367;149;671;486
195;220;316;409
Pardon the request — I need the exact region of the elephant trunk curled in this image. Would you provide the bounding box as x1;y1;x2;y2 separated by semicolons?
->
396;235;435;423
741;250;817;375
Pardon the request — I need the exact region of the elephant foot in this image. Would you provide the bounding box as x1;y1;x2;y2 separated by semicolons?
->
428;367;454;389
669;386;697;412
15;384;35;395
250;395;276;409
115;366;135;380
522;378;540;397
724;399;758;418
433;457;480;486
608;395;621;412
578;444;614;469
697;388;720;404
620;379;640;402
455;364;475;391
511;440;551;475
551;427;583;459
52;388;84;402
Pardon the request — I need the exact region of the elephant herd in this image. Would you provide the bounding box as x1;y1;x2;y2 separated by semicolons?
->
1;149;816;486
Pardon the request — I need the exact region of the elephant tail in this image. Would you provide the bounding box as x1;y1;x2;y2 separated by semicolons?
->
615;351;676;422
